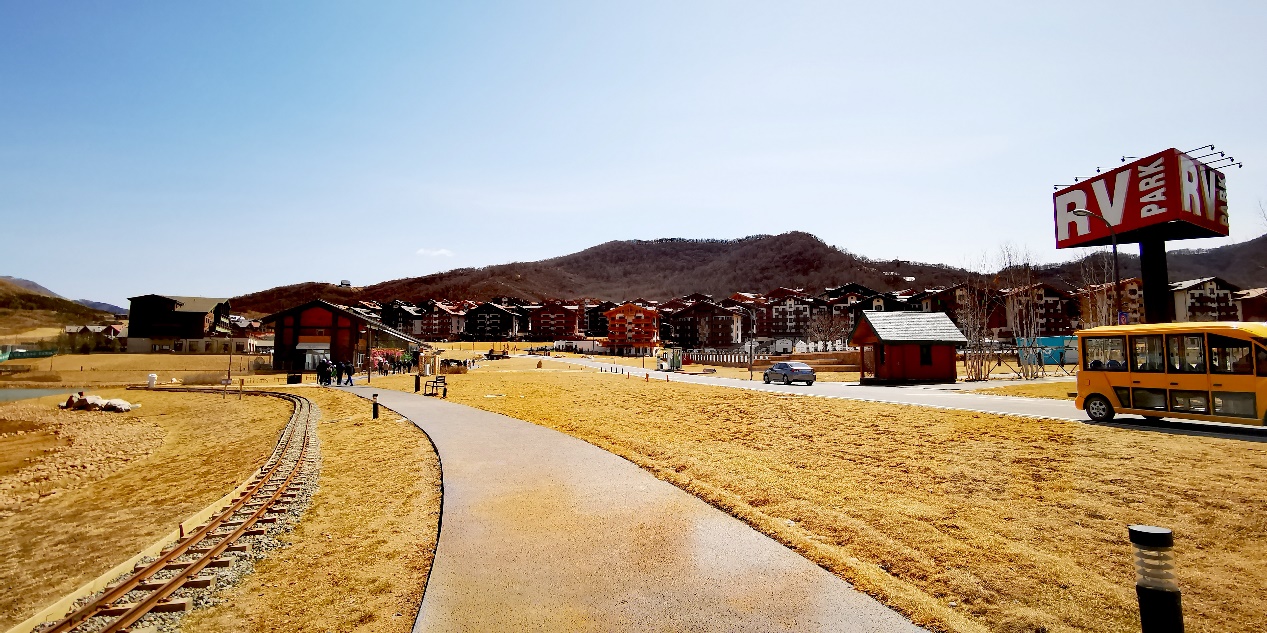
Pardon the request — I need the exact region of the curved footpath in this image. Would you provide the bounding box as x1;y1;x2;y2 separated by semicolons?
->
346;386;925;633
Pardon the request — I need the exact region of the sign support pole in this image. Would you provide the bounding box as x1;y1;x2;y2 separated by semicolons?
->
1139;238;1172;324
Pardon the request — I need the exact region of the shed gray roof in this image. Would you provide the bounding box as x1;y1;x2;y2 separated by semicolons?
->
860;310;967;344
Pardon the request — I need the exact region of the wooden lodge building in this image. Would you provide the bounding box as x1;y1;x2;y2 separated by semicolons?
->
263;299;422;372
126;294;233;353
584;301;617;338
530;301;583;341
604;302;660;356
464;302;528;340
669;301;744;349
850;311;966;384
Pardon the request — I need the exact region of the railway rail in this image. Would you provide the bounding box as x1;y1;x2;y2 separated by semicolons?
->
38;388;319;633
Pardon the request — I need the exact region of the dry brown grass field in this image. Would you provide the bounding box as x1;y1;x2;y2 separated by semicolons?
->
0;389;291;629
975;381;1078;400
0;312;78;338
0;353;274;387
0;326;63;344
376;358;1267;633
182;387;441;633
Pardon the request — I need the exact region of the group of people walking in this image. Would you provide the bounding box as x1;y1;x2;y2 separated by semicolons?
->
316;358;355;386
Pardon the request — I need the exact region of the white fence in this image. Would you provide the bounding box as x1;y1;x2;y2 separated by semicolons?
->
683;352;770;366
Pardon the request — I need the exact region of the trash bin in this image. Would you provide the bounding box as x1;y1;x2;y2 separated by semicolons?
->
147;373;158;389
287;374;302;385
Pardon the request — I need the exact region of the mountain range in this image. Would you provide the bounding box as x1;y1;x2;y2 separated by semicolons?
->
229;231;1267;317
0;278;114;336
0;276;129;315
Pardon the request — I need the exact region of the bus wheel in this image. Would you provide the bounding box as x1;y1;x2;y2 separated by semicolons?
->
1086;395;1115;422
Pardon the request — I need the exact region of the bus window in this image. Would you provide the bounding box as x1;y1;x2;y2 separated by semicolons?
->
1209;335;1254;374
1167;334;1206;373
1257;345;1267;378
1130;335;1165;372
1083;336;1127;371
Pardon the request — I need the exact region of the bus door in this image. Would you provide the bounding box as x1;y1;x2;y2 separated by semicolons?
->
1207;334;1260;421
1128;334;1168;414
1258;342;1267;421
1166;333;1211;416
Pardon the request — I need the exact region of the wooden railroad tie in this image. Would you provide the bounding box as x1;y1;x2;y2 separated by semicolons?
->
160;558;232;572
133;575;217;591
97;599;190;617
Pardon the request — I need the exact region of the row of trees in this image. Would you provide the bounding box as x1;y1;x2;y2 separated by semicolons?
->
956;244;1122;381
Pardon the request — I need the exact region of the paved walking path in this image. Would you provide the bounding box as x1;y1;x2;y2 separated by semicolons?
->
347;386;925;633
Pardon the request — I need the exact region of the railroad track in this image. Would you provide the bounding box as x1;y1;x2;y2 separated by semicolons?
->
39;389;319;633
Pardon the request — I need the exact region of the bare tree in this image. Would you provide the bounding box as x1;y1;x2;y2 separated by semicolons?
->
806;312;851;351
955;255;998;382
997;244;1044;380
1077;248;1116;328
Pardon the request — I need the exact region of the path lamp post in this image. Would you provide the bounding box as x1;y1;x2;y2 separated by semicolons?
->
1129;524;1183;632
1072;208;1123;324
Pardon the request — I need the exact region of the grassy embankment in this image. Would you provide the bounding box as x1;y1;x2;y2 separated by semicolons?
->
0;327;64;345
182;388;441;633
0;353;304;388
975;381;1078;400
0;390;291;629
375;357;1266;633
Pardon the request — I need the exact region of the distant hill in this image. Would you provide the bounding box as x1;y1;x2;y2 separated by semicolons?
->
1032;233;1267;291
233;233;973;315
0;276;129;315
0;278;113;336
0;276;60;297
73;299;129;314
231;230;1267;317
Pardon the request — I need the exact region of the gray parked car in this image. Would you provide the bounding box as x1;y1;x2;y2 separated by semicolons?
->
763;361;815;385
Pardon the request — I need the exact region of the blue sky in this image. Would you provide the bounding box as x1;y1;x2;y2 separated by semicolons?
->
2;2;1265;307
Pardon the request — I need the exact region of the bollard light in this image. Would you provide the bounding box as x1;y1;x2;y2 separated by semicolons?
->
1129;524;1183;633
372;394;379;419
415;375;421;393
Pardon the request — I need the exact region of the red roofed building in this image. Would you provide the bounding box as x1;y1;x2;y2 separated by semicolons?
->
530;301;583;341
604;302;660;355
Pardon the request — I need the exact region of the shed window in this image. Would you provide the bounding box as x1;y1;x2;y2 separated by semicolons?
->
919;344;933;366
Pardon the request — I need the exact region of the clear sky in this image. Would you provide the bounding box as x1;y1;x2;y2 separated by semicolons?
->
2;2;1265;307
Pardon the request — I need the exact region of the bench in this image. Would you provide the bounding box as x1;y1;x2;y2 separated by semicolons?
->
425;375;448;398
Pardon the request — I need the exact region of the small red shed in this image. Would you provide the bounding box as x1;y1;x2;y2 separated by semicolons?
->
850;311;966;384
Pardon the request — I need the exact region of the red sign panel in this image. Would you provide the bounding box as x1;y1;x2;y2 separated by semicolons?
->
1054;148;1228;248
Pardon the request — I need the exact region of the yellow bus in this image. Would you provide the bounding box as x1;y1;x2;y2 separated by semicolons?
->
1076;322;1267;425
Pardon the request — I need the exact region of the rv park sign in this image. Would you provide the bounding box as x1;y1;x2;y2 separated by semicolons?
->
1054;148;1229;249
